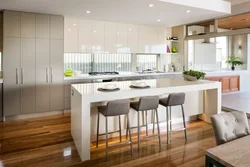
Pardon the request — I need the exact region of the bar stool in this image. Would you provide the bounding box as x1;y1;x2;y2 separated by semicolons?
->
130;96;162;151
159;93;187;144
96;99;133;160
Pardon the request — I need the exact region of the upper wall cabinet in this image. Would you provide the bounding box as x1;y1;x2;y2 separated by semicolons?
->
127;24;138;53
21;13;35;38
64;18;169;54
64;18;78;53
117;23;128;53
36;14;50;39
92;21;105;53
50;15;64;39
104;22;117;53
79;20;92;52
139;26;157;53
4;11;21;37
153;27;167;54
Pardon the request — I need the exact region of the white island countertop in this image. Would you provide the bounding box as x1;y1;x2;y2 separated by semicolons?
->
72;78;220;99
71;78;222;161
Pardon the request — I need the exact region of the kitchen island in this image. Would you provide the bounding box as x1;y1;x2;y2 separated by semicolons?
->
71;78;221;161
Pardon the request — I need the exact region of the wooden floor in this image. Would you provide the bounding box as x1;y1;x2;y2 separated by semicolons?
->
0;113;216;167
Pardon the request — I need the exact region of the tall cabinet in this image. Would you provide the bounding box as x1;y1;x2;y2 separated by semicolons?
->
3;11;64;116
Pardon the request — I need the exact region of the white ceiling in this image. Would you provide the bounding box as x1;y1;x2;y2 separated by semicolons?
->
225;0;250;5
0;0;231;27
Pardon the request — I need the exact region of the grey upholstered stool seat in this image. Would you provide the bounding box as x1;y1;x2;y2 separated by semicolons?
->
96;99;133;161
211;111;250;146
159;93;187;144
129;96;162;152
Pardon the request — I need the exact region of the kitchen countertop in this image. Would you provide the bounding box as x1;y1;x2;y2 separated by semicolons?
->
64;71;182;81
64;70;250;82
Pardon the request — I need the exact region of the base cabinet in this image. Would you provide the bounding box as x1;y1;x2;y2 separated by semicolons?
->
206;75;240;93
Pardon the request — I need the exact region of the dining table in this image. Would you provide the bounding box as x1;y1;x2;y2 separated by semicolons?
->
206;135;250;167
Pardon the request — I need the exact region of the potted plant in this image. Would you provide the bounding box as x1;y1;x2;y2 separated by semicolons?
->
226;56;243;71
183;70;206;81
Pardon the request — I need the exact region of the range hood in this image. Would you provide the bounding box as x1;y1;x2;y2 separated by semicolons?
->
201;25;217;44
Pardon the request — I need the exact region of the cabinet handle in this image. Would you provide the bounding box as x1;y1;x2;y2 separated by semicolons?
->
51;67;53;83
46;68;48;83
21;68;24;84
16;68;19;84
71;89;74;96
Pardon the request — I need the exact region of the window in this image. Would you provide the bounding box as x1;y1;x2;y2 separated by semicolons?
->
136;54;157;71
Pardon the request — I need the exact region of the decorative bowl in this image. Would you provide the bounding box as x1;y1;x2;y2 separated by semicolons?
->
183;74;198;81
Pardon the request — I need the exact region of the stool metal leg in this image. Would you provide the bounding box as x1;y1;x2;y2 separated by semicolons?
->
137;111;141;152
170;107;172;131
119;116;122;142
152;110;155;134
166;107;170;144
146;110;148;136
181;105;187;140
96;112;100;148
127;113;133;155
126;117;129;140
105;117;109;161
155;109;162;147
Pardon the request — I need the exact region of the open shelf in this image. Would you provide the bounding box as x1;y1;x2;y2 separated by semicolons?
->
166;40;179;43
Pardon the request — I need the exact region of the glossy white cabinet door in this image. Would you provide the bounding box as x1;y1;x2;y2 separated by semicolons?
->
50;39;64;111
104;22;117;53
117;23;128;53
36;39;50;112
156;27;167;54
50;15;64;39
35;14;50;39
127;24;138;53
78;19;92;52
138;26;150;53
3;37;21;116
21;13;35;38
4;11;21;37
21;38;36;114
64;17;78;52
92;21;105;53
139;26;159;53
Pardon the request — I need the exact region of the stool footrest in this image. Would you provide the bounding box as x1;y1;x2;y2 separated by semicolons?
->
108;141;131;148
98;130;121;136
169;128;186;133
141;134;160;139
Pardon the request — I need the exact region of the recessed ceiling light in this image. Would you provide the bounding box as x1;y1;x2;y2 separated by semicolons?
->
149;4;154;7
73;24;76;26
128;28;132;31
186;10;191;13
86;10;91;14
68;29;71;31
93;30;97;33
117;32;120;34
157;19;161;22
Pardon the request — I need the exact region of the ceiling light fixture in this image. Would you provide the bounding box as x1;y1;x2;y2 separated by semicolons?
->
86;10;91;14
149;4;154;7
128;28;132;31
68;29;71;31
73;24;76;26
157;19;161;22
186;10;191;13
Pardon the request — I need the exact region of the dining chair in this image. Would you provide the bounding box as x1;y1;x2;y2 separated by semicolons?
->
211;111;250;145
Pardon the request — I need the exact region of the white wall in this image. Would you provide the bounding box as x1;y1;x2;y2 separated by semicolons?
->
232;34;248;70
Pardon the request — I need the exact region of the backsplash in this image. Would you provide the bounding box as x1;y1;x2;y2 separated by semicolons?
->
64;53;131;73
136;54;157;71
